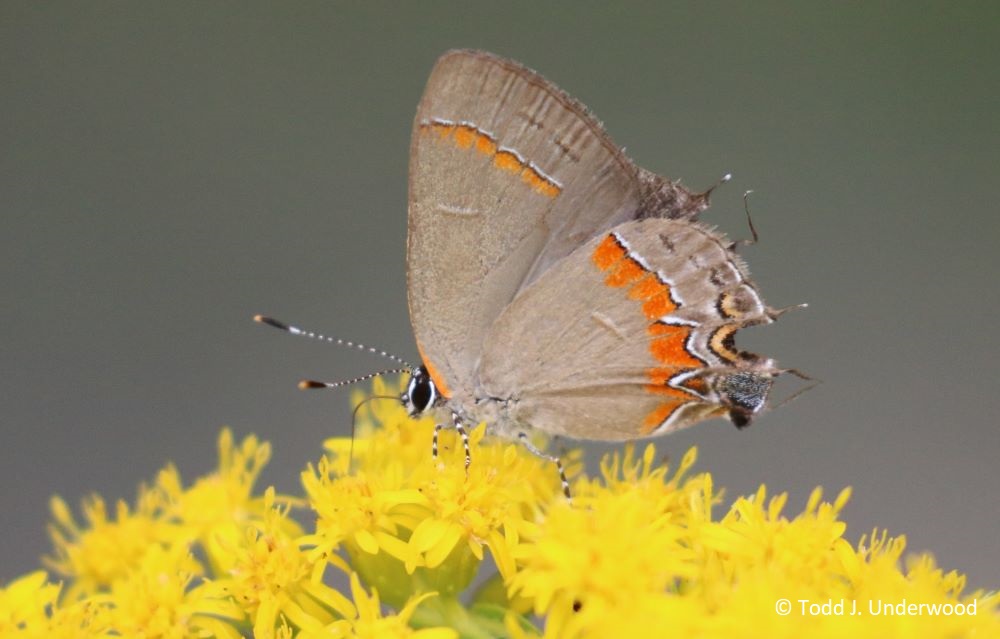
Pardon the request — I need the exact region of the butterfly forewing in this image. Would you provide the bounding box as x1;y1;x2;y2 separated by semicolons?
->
407;50;644;397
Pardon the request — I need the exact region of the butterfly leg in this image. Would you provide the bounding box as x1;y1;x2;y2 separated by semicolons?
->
454;413;471;475
517;432;571;501
432;423;443;459
729;189;760;249
430;414;472;476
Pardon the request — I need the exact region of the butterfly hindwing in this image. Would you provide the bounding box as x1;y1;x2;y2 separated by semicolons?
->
477;217;776;439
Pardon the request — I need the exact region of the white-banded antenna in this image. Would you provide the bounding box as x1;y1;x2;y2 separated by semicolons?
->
254;315;413;370
299;368;411;391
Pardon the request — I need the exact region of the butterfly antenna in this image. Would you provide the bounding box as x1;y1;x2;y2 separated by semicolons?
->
298;368;411;390
301;369;411;473
254;314;413;369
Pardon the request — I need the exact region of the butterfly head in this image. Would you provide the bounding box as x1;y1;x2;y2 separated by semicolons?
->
402;365;441;416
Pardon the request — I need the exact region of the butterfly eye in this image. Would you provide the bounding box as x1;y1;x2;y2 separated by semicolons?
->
406;366;438;415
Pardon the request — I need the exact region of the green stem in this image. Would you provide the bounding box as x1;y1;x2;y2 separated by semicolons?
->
410;595;507;639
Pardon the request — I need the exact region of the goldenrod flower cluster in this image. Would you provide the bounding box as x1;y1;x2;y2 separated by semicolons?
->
2;377;996;638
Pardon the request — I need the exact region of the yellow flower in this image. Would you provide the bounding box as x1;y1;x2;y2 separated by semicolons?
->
0;572;59;633
510;445;1000;639
509;445;709;636
5;377;998;638
44;428;281;602
158;428;299;575
45;485;183;600
302;376;575;609
103;543;242;639
296;573;457;639
38;429;284;637
206;488;354;639
0;571;110;638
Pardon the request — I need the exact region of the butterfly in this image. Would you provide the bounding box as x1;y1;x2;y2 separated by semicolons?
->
259;50;802;495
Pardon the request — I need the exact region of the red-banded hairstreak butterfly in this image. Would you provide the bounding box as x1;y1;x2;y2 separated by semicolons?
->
258;50;804;494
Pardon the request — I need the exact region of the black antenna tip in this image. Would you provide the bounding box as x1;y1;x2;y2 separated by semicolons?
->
255;315;289;331
299;379;327;390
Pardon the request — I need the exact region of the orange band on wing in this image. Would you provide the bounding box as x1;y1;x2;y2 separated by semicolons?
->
604;257;645;287
642;401;684;433
625;272;680;321
592;234;626;269
416;340;452;399
452;125;476;149
647;323;702;369
521;168;561;198
494;150;522;172
595;238;679;318
591;232;706;428
420;121;562;199
475;134;497;156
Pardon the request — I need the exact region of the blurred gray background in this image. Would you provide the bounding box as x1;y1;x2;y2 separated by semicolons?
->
3;3;998;588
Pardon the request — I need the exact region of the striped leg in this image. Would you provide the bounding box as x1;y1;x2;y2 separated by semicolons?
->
430;413;472;476
454;413;471;474
518;433;571;500
432;423;443;459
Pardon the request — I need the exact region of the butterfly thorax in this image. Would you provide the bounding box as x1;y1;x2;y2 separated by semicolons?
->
403;365;530;438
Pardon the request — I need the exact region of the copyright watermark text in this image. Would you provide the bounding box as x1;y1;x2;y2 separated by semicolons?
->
775;598;978;617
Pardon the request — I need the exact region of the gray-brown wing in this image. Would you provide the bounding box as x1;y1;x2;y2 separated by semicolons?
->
477;217;778;440
407;50;644;397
